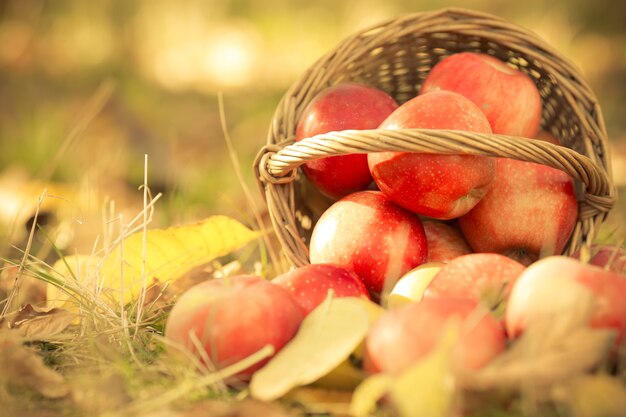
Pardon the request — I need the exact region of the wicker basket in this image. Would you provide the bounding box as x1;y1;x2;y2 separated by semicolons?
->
255;7;616;268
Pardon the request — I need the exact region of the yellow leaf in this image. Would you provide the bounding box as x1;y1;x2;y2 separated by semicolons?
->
50;216;259;306
350;373;392;417
249;296;371;401
313;299;385;391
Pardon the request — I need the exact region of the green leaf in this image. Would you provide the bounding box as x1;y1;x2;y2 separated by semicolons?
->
249;296;371;401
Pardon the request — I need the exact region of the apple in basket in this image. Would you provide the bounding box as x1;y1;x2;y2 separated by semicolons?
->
272;263;370;317
296;82;399;199
368;90;496;220
164;275;303;381
421;219;472;263
458;156;578;265
364;297;506;375
309;190;428;300
421;52;542;138
506;256;626;345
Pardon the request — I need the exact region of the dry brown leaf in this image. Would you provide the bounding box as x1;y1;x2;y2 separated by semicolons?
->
7;304;75;339
0;265;47;311
0;330;70;399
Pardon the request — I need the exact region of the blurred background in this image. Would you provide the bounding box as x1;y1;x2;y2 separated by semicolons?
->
0;0;624;256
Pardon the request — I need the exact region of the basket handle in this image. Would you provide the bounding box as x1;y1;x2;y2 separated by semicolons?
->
255;128;616;219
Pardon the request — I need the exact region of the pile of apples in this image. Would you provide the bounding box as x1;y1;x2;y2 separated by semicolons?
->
164;53;626;386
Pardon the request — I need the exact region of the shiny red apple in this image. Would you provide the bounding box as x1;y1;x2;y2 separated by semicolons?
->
459;157;578;265
368;90;495;220
421;52;542;138
506;256;626;345
424;253;526;311
272;263;370;317
364;297;505;374
164;276;303;380
422;219;472;263
309;190;428;300
296;82;398;199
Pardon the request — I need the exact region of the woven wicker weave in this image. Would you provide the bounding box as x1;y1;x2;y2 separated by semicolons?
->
255;7;616;268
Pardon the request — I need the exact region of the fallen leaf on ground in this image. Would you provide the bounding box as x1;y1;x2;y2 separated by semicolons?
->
47;216;259;307
7;304;75;339
250;296;371;401
0;330;70;399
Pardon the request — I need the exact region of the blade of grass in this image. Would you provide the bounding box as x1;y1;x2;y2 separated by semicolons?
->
1;188;46;319
217;92;281;274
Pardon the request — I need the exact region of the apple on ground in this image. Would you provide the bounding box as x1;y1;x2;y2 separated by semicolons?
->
422;219;472;263
570;244;626;274
368;90;495;220
309;190;428;300
459;157;578;265
296;82;399;199
364;297;506;375
424;253;526;313
420;52;542;138
506;256;626;345
272;263;370;317
164;275;302;380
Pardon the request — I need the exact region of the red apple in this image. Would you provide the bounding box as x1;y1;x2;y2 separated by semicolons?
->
422;220;472;263
506;256;626;344
424;253;526;311
272;263;370;317
421;52;542;138
296;82;399;199
368;90;495;220
164;275;302;380
309;190;428;299
459;158;578;265
364;297;505;374
571;244;626;274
